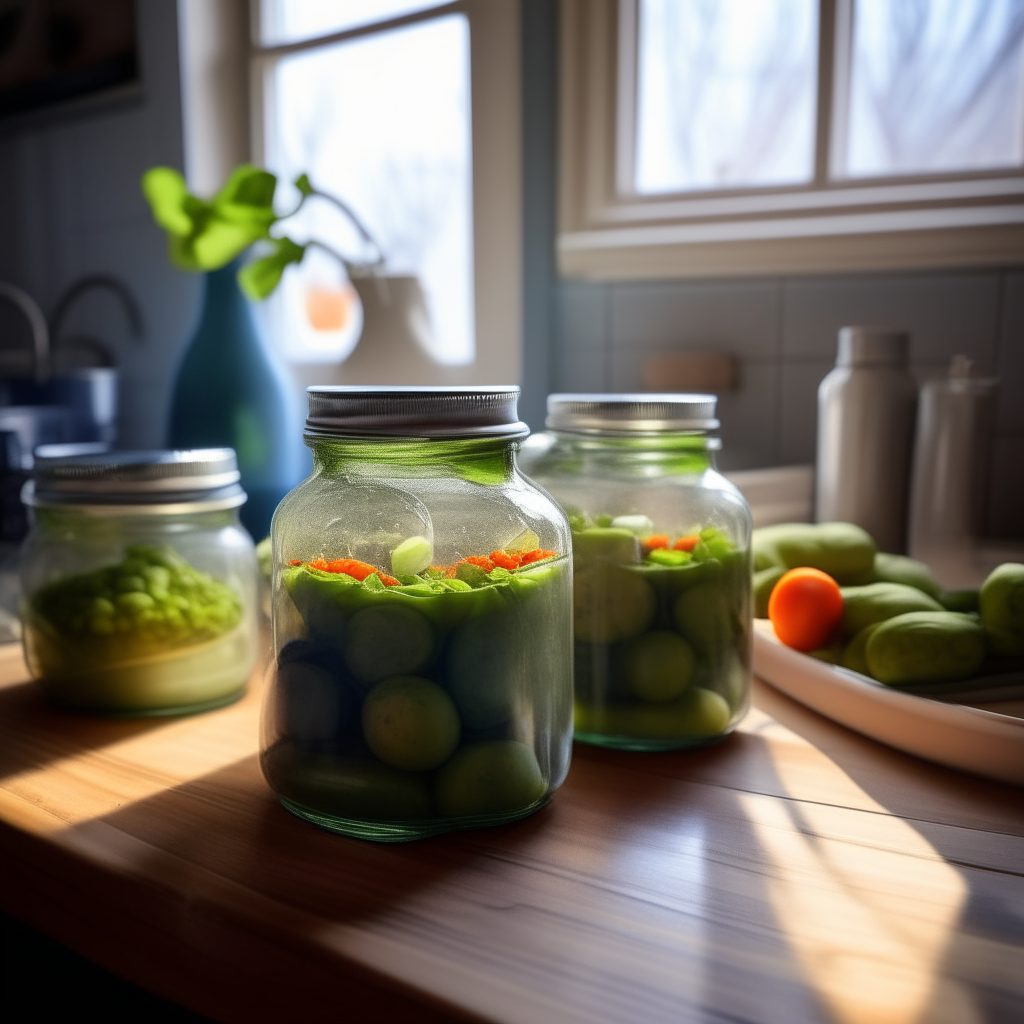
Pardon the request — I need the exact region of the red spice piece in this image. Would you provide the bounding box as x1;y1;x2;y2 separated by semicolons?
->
641;534;670;554
519;548;557;565
489;549;522;570
673;535;700;552
464;555;495;572
377;573;400;587
288;559;302;566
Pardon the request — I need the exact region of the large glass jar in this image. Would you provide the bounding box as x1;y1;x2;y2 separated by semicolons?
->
521;394;752;751
20;449;258;715
262;386;573;842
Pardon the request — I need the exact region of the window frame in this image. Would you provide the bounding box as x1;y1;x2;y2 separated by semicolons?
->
248;0;522;382
558;0;1024;279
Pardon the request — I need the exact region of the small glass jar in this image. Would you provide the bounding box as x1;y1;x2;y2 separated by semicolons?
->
521;394;752;751
20;449;258;716
261;386;573;842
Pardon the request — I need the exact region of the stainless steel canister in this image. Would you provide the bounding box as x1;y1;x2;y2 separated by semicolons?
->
815;327;917;554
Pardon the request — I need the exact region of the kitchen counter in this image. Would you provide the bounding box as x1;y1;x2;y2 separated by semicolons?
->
1;642;1021;1023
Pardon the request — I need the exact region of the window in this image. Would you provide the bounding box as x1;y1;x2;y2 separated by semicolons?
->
251;1;522;380
559;0;1024;278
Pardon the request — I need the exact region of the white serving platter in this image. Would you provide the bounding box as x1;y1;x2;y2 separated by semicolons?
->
752;619;1024;787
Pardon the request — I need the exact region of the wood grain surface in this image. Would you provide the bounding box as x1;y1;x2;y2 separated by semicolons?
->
1;642;1022;1024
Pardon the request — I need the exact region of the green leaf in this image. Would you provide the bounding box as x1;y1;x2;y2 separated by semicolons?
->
362;572;386;592
455;562;491;588
213;164;278;229
193;218;265;269
294;173;314;197
141;167;196;236
237;236;306;300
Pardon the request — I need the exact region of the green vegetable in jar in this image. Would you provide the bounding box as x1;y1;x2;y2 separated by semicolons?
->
979;563;1024;658
574;686;730;740
361;676;461;771
28;543;242;657
573;527;641;567
434;740;546;817
573;563;656;643
673;582;733;656
753;565;786;618
621;630;696;703
864;611;986;685
839;582;943;639
344;604;435;685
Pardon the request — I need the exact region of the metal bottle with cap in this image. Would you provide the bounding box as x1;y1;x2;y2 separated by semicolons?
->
816;327;918;554
19;448;258;715
262;385;574;841
521;393;753;752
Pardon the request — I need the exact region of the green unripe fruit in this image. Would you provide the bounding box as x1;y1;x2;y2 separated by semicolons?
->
772;522;877;584
865;611;986;685
344;605;434;684
979;562;1024;657
622;630;696;703
573;564;655;643
673;582;732;655
573;527;640;567
839;582;943;639
362;676;461;771
434;740;546;817
870;553;941;598
841;622;880;677
574;686;731;740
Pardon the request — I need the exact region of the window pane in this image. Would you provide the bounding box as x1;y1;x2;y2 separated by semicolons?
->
265;15;474;366
260;0;448;45
842;0;1024;178
634;0;818;194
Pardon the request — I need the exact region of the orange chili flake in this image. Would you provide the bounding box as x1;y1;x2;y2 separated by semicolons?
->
489;549;522;570
288;559;302;566
464;555;495;572
377;573;400;587
306;557;390;582
519;548;557;565
641;534;670;554
673;535;700;552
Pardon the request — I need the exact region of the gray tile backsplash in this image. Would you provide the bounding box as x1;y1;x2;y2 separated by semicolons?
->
555;265;1023;538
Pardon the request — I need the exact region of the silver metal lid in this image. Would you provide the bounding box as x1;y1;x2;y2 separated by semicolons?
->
28;448;245;509
837;327;910;367
545;393;719;434
305;386;529;439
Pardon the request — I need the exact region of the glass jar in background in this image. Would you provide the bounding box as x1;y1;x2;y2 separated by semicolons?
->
262;386;573;842
20;449;257;715
520;394;752;752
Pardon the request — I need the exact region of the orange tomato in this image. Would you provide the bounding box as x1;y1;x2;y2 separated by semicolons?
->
768;567;844;652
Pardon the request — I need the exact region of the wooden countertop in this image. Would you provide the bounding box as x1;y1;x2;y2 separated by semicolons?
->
1;642;1022;1024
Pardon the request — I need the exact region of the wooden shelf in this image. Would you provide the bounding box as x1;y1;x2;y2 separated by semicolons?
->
1;643;1021;1023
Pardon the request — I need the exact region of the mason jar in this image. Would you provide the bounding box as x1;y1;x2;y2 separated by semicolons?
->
261;386;573;842
520;394;752;751
20;449;258;715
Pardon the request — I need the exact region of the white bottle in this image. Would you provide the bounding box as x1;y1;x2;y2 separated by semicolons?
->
816;327;918;554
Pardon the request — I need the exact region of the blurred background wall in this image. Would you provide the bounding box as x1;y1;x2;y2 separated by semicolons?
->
1;0;1021;537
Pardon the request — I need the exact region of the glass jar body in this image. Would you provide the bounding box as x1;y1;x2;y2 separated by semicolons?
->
522;431;752;751
20;506;258;715
262;437;574;842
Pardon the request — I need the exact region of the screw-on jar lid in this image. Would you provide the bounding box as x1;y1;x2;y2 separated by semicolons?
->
304;386;529;439
26;448;245;511
545;393;719;434
837;327;910;366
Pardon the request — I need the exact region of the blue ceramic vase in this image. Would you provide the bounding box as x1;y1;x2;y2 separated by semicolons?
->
168;261;300;538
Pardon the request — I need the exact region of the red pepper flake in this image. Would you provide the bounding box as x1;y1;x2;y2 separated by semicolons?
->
641;534;670;555
376;572;400;587
464;555;495;572
489;549;522;570
519;548;557;565
288;559;302;566
305;557;399;584
673;535;700;552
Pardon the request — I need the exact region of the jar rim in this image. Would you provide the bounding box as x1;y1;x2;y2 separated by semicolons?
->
545;393;719;434
304;386;529;440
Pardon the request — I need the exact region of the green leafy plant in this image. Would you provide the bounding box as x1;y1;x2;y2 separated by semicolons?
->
141;164;383;300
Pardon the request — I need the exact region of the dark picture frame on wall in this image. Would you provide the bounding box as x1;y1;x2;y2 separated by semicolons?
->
0;0;140;123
